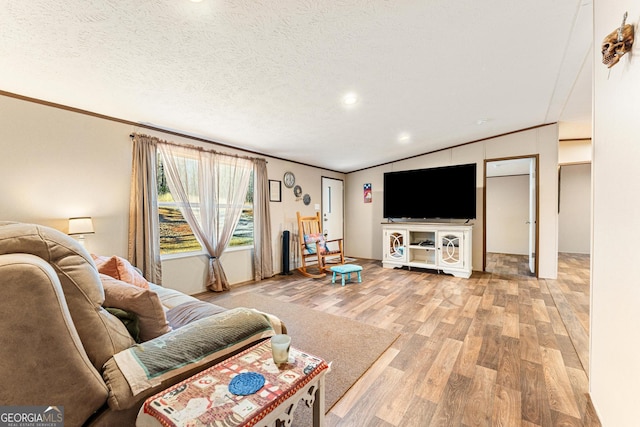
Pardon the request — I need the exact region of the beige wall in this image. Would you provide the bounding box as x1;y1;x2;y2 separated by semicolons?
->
346;124;559;278
0;97;132;257
591;1;640;424
0;94;344;294
557;139;591;255
485;175;530;255
558;122;591;140
558;164;591;254
559;138;592;164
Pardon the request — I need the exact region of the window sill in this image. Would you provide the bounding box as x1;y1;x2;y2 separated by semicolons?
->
161;245;254;261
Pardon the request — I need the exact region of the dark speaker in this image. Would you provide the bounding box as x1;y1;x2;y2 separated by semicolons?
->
281;230;292;275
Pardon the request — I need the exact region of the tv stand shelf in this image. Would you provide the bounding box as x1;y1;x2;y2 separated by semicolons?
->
382;222;472;278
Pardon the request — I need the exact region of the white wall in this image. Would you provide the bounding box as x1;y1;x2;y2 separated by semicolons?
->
559;122;592;140
346;124;559;278
590;1;640;424
0;94;344;295
485;175;529;255
559;138;592;164
558;164;591;254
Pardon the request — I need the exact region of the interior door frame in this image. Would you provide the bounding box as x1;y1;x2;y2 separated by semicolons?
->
483;154;540;277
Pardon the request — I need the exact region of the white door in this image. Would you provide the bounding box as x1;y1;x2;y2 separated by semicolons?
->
321;177;344;242
528;159;537;274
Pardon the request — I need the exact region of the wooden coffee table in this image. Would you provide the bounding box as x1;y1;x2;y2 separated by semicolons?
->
137;339;329;427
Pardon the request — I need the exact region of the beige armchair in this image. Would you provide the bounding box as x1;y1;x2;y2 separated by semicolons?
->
0;222;283;426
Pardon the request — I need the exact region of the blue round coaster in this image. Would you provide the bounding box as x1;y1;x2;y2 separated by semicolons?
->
229;372;265;396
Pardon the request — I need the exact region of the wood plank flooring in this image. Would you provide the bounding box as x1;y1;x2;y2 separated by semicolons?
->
486;252;535;278
205;253;598;426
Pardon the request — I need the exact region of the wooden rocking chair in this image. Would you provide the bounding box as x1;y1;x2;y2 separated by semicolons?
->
296;211;345;278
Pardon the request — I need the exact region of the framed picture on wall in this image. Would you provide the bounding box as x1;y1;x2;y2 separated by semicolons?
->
269;180;282;202
364;183;372;203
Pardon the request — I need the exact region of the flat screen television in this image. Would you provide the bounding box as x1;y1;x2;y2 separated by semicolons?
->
383;163;477;220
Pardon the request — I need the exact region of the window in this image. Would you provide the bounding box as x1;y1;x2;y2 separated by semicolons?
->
157;156;254;255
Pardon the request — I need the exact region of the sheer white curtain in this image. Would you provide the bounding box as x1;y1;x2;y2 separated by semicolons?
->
158;143;253;292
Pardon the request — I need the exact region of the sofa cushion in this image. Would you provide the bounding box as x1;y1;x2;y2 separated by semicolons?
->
149;282;198;310
165;300;227;329
93;254;150;289
102;307;277;410
101;274;171;342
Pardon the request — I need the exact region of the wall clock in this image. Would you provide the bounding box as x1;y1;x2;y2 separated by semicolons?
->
283;171;295;188
293;185;302;197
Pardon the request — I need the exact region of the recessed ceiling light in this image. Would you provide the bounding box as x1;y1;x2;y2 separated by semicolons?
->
398;133;411;143
342;93;358;105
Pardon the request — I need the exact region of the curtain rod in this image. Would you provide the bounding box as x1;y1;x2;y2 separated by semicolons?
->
130;132;267;163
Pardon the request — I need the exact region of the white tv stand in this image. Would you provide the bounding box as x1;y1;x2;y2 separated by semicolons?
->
382;222;473;278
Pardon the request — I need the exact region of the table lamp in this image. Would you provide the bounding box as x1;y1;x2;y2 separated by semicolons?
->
68;217;94;247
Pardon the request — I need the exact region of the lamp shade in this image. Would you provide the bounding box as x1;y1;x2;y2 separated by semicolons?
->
68;217;94;235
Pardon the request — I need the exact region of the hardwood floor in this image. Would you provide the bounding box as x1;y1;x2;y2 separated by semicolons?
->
486;252;535;278
207;253;598;426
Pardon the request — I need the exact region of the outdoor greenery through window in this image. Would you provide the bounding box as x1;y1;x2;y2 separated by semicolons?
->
157;156;254;255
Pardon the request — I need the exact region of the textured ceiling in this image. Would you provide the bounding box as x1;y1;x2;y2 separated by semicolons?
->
0;1;593;172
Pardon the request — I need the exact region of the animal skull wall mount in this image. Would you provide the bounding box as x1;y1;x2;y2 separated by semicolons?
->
602;12;635;68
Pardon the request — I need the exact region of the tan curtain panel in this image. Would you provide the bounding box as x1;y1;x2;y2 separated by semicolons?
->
128;134;162;284
252;158;274;281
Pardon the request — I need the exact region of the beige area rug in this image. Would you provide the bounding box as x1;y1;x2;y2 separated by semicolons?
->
214;292;399;425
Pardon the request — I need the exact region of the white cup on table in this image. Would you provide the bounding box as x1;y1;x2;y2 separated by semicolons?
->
271;334;291;365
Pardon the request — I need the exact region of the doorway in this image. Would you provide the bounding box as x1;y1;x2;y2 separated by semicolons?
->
484;156;539;277
321;177;344;242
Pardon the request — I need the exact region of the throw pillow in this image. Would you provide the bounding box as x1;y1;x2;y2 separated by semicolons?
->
100;274;171;342
105;307;141;343
92;254;150;289
304;233;328;254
